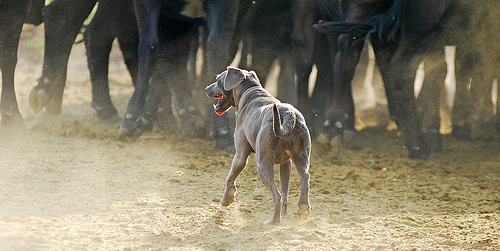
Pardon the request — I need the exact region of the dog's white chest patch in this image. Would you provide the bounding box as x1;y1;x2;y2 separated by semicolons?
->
181;0;206;18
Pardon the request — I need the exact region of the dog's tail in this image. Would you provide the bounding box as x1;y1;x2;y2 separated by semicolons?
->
273;103;296;137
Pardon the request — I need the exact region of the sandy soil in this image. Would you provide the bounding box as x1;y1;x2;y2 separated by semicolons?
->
1;25;499;251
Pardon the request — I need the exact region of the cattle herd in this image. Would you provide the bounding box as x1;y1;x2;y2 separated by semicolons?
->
1;0;499;160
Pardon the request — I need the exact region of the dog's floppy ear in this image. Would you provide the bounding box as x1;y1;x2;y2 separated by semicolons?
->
224;67;246;91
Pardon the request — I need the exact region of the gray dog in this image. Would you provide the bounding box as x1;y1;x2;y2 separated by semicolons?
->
205;67;311;224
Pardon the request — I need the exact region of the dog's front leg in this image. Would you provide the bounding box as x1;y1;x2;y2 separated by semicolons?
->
221;141;251;206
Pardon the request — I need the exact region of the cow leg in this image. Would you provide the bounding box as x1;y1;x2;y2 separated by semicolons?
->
84;7;118;121
277;47;297;105
309;33;336;137
242;35;278;89
371;39;401;129
417;52;446;152
152;76;178;133
115;2;139;89
119;0;161;137
205;0;240;151
162;26;205;137
389;39;431;160
452;47;473;140
84;0;138;122
29;0;96;114
0;6;27;126
322;34;362;140
290;0;316;116
469;67;495;140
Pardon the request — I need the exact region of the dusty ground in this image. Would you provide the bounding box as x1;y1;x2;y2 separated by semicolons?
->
0;25;499;251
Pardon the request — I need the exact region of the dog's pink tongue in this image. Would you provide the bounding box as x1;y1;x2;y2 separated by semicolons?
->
215;94;226;116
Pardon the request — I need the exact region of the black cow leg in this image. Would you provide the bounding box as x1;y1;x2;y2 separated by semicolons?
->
451;48;473;140
322;34;361;141
210;113;233;151
154;84;178;133
119;0;160;138
309;34;336;137
84;15;118;121
205;0;239;151
29;0;96;114
141;65;164;133
84;0;138;122
390;58;431;159
0;16;25;127
417;56;446;152
115;2;139;88
163;29;205;137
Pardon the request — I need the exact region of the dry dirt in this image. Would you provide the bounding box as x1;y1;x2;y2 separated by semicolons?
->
0;25;499;251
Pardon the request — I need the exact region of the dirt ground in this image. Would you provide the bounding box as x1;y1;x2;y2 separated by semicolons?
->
1;25;499;251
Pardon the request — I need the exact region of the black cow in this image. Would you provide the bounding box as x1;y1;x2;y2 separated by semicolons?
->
28;0;138;122
83;0;139;122
118;0;209;138
314;0;466;159
30;0;239;150
0;0;44;126
119;0;259;146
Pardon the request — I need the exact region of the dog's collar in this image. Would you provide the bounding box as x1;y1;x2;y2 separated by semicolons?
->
238;86;267;106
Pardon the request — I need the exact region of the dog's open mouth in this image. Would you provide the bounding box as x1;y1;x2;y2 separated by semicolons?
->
213;94;227;116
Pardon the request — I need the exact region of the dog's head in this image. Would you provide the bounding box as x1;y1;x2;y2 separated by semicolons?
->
205;67;260;115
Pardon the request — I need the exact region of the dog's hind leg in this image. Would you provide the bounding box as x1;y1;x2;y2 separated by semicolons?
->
293;156;311;220
279;160;291;215
256;152;283;225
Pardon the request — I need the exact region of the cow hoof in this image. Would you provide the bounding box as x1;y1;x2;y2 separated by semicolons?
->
1;112;24;128
94;104;120;122
119;116;140;140
177;106;206;137
407;140;432;160
322;119;344;139
28;88;49;113
137;116;153;133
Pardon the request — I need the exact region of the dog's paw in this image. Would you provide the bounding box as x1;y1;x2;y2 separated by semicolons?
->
221;186;236;206
220;197;234;207
220;193;234;206
297;203;311;220
264;217;280;225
